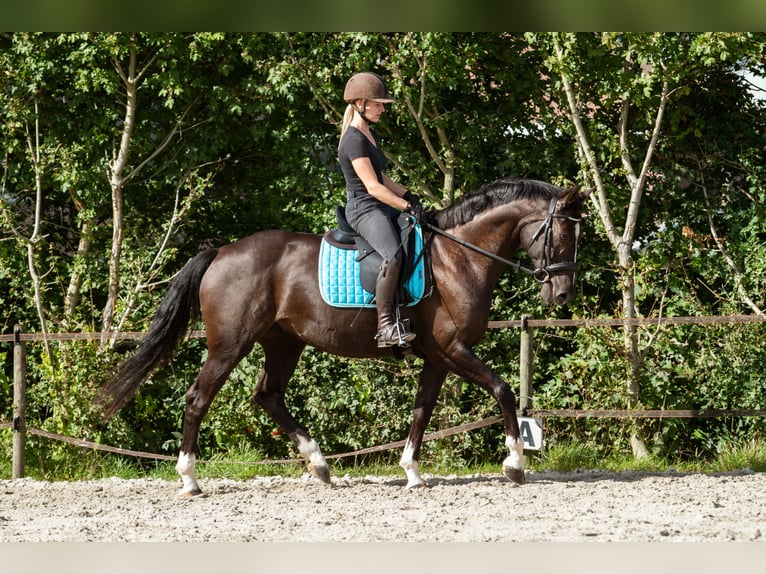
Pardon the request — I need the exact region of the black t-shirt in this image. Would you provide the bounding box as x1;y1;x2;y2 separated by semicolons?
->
338;126;387;199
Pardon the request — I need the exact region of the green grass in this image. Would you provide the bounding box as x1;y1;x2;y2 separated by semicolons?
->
3;433;766;482
711;438;766;473
526;438;766;474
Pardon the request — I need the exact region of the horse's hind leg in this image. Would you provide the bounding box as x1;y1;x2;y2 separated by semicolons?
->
399;361;448;489
176;350;245;496
176;346;252;496
252;338;332;484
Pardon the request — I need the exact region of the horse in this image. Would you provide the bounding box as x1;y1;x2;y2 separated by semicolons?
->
100;177;589;495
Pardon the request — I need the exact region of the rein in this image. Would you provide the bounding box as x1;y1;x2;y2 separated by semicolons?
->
422;221;540;278
420;197;581;283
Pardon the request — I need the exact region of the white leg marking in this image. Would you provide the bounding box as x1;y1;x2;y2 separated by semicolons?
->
502;435;526;484
294;434;326;468
292;433;331;483
176;451;202;495
399;441;425;489
503;435;525;471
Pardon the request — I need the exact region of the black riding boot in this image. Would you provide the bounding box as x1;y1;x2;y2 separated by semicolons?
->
374;260;416;348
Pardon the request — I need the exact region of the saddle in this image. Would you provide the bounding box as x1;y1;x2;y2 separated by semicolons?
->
318;206;427;308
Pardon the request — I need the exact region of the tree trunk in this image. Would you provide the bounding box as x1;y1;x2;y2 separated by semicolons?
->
553;34;669;460
63;212;93;324
618;246;650;458
25;99;52;360
101;46;138;340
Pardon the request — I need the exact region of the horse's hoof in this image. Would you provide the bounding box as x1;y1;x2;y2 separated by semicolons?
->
308;463;332;485
503;466;525;485
405;479;428;490
179;488;204;498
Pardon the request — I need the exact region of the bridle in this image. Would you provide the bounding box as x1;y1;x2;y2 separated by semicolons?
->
524;196;582;283
420;196;582;283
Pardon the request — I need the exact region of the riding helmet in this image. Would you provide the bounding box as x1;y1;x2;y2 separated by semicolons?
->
343;72;394;103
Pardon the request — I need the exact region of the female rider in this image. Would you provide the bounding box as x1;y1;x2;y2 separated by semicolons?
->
337;72;425;348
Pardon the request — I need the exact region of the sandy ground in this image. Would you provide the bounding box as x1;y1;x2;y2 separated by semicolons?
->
1;469;765;543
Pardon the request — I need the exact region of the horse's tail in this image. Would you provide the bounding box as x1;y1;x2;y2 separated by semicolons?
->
99;248;219;419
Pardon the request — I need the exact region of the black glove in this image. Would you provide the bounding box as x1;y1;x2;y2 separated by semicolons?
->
404;201;427;222
403;190;422;209
404;191;434;224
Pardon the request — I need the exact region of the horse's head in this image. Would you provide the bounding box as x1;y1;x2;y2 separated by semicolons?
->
518;185;590;305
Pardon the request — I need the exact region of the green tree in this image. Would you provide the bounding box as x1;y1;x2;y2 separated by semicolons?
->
528;32;765;457
1;32;303;445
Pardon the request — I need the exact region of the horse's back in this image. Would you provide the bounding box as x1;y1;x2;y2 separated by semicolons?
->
199;229;319;318
206;229;317;279
219;228;319;260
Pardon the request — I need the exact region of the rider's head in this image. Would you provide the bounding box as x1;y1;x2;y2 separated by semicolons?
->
341;72;394;133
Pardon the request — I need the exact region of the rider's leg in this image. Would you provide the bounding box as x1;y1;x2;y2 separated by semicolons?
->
346;204;415;348
374;259;415;348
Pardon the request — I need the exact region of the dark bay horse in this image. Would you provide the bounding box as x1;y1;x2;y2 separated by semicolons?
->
101;177;589;494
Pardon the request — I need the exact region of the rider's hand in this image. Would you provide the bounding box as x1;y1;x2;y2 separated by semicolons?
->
404;191;434;224
405;201;427;222
403;191;422;209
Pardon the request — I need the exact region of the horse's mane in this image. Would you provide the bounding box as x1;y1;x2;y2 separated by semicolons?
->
433;178;563;229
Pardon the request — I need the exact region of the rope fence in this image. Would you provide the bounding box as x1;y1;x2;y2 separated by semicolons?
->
3;314;766;476
6;409;766;468
488;313;766;329
2;314;765;344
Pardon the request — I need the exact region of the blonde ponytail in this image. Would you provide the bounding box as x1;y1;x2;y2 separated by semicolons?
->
339;104;356;143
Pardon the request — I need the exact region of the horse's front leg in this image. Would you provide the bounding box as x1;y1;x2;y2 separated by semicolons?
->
443;343;525;485
501;413;525;485
487;377;525;484
399;361;448;489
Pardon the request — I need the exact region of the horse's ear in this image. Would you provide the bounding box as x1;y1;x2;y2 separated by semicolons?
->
578;186;593;202
560;185;581;205
562;185;592;206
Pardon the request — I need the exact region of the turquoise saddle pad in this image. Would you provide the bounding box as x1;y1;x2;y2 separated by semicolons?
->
318;224;426;308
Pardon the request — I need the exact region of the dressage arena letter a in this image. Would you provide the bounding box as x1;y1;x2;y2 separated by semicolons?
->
519;417;543;451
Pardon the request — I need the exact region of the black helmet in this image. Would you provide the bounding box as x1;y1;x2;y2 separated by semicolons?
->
343;72;394;103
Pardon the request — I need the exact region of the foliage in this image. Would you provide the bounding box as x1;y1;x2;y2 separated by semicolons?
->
1;33;765;477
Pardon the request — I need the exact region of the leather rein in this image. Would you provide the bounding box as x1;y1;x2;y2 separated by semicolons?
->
420;196;582;283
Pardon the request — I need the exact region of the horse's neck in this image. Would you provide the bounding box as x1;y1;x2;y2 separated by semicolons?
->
437;206;524;287
454;206;524;258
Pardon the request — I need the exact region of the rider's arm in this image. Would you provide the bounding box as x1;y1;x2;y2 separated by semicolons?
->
351;156;410;211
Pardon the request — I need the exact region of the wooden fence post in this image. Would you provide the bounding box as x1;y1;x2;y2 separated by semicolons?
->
519;315;533;412
12;324;26;479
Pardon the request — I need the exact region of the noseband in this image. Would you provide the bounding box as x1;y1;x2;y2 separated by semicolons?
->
525;197;582;283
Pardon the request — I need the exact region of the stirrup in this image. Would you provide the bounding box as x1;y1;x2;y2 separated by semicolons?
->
375;322;416;348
